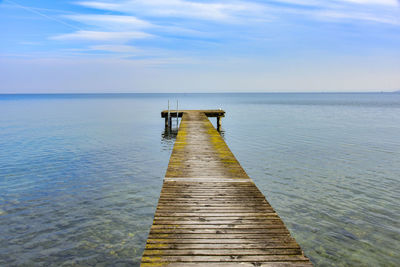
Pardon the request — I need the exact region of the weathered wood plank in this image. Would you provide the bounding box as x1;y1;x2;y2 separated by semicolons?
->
157;200;269;204
152;220;284;225
154;214;276;217
147;233;292;239
155;209;275;213
141;263;313;267
143;248;302;256
141;255;311;262
151;224;285;229
145;243;301;250
145;238;297;245
149;228;289;234
155;204;272;208
153;216;281;221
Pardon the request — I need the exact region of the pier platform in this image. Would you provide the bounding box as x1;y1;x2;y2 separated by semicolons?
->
161;110;225;129
141;110;312;266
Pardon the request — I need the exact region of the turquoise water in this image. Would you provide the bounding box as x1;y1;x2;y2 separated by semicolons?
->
0;93;399;266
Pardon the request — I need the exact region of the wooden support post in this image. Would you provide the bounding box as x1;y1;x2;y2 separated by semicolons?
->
167;100;170;129
217;116;221;131
176;100;179;127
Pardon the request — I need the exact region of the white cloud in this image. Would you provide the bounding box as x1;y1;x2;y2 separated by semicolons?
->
50;30;153;41
64;14;153;30
75;1;120;10
46;0;399;59
269;0;400;25
270;0;325;6
74;0;400;26
317;10;400;25
340;0;398;6
76;0;264;22
274;0;398;6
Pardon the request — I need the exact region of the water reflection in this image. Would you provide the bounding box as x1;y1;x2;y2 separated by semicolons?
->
219;129;225;139
161;128;178;140
161;128;178;151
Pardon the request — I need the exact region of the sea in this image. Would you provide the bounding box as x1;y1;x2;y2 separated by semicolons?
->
0;93;399;266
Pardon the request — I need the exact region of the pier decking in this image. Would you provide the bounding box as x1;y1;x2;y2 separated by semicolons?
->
141;110;312;266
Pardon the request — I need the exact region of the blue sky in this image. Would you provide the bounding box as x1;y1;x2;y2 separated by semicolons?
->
1;0;399;93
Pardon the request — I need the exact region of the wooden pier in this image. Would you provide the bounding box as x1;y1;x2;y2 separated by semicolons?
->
141;110;312;266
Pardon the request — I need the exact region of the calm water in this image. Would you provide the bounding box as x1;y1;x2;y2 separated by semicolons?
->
0;93;399;266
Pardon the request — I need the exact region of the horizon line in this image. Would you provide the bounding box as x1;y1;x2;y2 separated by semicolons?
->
1;91;399;95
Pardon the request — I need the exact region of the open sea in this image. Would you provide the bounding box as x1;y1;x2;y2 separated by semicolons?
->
0;93;399;266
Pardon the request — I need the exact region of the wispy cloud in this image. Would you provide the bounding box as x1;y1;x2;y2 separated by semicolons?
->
75;0;264;22
44;0;399;60
340;0;398;6
75;0;400;26
316;10;400;25
268;0;400;25
4;0;81;30
74;1;120;10
7;0;399;62
51;30;152;41
88;44;140;53
275;0;398;7
63;14;153;30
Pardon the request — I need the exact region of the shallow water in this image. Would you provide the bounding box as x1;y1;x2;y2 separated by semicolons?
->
0;93;399;266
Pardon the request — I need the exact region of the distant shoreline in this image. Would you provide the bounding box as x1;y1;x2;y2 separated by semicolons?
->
0;91;399;95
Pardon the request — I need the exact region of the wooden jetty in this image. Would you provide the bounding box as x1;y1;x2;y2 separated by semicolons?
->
141;110;312;266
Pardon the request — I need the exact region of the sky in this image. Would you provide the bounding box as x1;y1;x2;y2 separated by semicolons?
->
0;0;399;93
